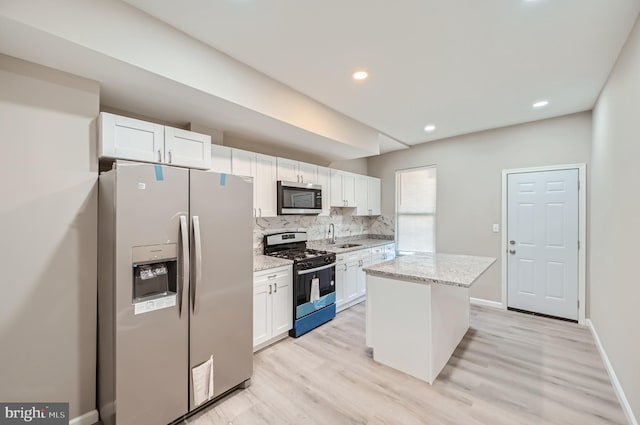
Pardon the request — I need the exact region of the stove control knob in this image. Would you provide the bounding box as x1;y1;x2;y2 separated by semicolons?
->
300;262;310;269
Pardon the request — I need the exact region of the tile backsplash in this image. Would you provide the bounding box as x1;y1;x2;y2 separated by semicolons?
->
254;210;394;250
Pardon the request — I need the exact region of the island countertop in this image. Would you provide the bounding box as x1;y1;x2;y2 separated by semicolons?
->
363;253;496;288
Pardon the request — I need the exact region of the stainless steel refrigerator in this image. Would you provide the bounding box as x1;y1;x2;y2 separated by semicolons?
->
98;161;253;425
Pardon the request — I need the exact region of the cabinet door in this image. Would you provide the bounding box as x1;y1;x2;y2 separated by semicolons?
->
317;166;331;216
210;144;232;174
231;149;256;178
253;281;271;348
385;243;396;260
276;157;299;182
298;161;318;184
368;177;381;215
371;246;385;264
330;169;344;207
271;277;293;336
345;260;359;302
357;257;371;297
99;112;164;163
335;258;346;308
343;173;356;207
164;127;211;169
255;154;277;217
355;175;369;215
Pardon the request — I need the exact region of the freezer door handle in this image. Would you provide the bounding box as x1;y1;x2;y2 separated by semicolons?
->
179;215;189;318
192;215;203;314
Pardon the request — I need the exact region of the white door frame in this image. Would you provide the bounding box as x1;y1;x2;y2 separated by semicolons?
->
501;163;586;325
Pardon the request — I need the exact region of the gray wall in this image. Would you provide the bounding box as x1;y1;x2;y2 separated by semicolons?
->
0;55;99;419
591;15;640;422
368;112;592;301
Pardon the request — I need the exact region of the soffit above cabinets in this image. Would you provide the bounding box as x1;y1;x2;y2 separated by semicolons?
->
1;0;639;160
122;0;640;146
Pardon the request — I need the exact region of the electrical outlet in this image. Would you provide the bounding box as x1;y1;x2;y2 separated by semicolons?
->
492;223;500;233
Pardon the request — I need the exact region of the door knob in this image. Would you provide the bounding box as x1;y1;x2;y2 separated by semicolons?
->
509;240;516;245
509;249;516;255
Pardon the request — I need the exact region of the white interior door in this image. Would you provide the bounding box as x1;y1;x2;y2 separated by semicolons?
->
507;169;579;320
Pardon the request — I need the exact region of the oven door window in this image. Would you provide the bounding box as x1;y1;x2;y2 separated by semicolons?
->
295;266;335;319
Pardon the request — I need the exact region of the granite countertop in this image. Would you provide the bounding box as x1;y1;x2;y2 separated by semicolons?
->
253;237;394;272
363;253;496;288
253;254;293;272
308;238;394;254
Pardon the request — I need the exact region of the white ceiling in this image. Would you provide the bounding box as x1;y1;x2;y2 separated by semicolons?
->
123;0;640;147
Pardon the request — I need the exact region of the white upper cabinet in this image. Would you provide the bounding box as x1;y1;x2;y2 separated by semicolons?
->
99;112;211;169
355;176;381;216
99;112;164;163
298;161;318;183
164;127;211;169
330;169;356;207
209;144;232;174
276;157;299;182
317;166;331;216
368;177;381;215
276;158;318;183
255;154;277;218
231;148;256;177
231;149;276;218
356;175;369;215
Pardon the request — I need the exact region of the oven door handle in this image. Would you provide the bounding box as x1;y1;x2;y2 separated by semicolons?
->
297;262;336;275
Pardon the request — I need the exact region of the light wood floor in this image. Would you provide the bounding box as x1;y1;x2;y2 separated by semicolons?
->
183;303;626;425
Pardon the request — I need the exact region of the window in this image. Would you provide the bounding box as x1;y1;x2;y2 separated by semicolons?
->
395;166;436;253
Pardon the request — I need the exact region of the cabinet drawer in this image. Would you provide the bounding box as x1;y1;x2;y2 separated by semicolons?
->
254;266;291;285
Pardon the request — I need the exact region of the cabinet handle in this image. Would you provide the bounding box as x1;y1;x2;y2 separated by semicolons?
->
259;207;262;217
300;175;304;182
168;149;173;164
158;148;162;163
253;208;256;217
268;284;272;295
274;284;278;293
268;274;277;279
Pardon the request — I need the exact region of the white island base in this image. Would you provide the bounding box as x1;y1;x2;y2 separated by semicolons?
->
366;275;470;384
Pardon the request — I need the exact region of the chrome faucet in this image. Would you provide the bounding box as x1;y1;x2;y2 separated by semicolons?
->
328;223;336;244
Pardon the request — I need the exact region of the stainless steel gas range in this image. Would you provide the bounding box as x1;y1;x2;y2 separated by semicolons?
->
264;232;336;337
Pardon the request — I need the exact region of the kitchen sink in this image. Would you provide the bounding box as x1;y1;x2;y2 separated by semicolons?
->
337;243;362;248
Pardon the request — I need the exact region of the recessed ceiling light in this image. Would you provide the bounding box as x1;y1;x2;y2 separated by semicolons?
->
532;100;549;108
424;124;436;132
352;70;368;80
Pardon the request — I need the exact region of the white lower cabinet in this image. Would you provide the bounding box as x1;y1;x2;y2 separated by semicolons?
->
336;249;370;312
253;266;292;351
336;243;395;313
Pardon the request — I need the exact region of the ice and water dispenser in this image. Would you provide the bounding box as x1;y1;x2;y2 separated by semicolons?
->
132;244;178;315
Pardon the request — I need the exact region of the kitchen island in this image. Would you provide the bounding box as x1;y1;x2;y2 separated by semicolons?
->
363;253;495;384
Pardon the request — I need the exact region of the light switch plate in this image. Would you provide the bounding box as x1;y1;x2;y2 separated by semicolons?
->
492;223;499;233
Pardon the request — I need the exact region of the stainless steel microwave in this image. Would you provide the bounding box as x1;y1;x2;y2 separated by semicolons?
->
277;181;322;215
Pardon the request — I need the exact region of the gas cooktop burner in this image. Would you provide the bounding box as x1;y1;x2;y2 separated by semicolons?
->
271;248;329;261
263;231;336;270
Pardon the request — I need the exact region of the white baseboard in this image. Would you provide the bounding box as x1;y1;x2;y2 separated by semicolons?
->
69;409;99;425
587;319;638;425
470;297;504;309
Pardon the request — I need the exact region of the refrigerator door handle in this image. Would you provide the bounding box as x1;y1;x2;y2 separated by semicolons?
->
179;215;189;318
192;215;203;314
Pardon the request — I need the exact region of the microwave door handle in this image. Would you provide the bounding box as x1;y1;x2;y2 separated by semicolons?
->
179;215;189;318
192;215;202;314
297;262;337;275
